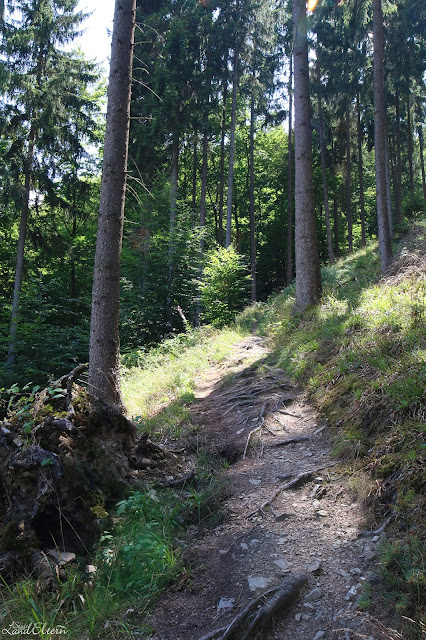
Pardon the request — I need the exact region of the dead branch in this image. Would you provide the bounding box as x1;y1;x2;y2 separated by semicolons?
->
243;403;267;458
358;513;394;538
270;414;288;430
167;469;196;488
54;364;88;409
277;408;302;418
243;426;262;459
196;575;307;640
54;363;88;390
268;436;310;448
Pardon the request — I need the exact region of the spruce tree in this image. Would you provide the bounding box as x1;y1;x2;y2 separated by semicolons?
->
2;0;99;366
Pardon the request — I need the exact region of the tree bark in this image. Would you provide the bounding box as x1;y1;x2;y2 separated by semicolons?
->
395;86;402;225
292;0;321;312
195;127;208;326
418;125;426;199
7;126;36;366
317;57;334;265
333;188;339;257
249;87;256;302
345;93;353;252
88;0;136;406
373;0;393;272
166;133;179;327
286;54;294;285
225;39;239;248
192;130;198;227
384;128;394;237
407;95;414;195
356;89;366;247
218;82;227;246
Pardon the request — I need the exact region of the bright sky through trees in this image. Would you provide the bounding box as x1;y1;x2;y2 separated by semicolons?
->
76;0;115;70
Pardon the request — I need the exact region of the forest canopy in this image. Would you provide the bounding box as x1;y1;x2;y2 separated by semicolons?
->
0;0;425;391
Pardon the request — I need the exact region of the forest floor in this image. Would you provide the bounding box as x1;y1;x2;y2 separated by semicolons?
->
146;336;392;640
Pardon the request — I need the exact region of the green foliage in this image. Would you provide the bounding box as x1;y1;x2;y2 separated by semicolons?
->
1;381;65;433
402;193;426;220
98;489;182;600
200;246;250;328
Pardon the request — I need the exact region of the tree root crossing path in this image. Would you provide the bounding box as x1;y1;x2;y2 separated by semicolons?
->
148;337;386;640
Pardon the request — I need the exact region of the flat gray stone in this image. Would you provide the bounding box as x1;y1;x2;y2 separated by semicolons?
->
307;560;321;574
273;558;291;571
313;632;325;640
217;597;235;613
304;587;323;602
248;576;273;592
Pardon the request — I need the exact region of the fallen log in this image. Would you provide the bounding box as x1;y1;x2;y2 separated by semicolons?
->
197;574;307;640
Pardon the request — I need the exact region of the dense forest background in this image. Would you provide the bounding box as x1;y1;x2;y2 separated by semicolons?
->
0;0;425;390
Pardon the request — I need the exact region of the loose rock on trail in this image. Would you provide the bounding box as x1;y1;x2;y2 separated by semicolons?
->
147;337;386;640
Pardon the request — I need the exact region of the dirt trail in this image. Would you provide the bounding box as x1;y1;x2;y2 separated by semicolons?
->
147;337;383;640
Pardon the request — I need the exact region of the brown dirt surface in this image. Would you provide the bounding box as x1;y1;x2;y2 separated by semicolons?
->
146;337;388;640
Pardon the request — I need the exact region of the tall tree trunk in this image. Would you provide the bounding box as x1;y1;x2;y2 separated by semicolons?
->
356;89;366;248
395;86;403;225
70;208;77;299
218;82;227;246
292;0;321;312
286;54;294;285
249;87;256;301
195;128;208;326
88;0;136;405
225;39;239;248
192;130;198;227
7;127;36;366
373;0;393;272
406;95;414;195
333;188;339;257
317;57;334;265
384;129;394;237
345;93;353;253
418;125;426;199
166;133;179;327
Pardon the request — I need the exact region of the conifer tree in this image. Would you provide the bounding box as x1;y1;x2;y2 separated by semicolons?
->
88;0;136;405
2;0;98;366
292;0;321;312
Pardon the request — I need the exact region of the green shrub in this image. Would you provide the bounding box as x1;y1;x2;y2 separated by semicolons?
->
200;246;250;328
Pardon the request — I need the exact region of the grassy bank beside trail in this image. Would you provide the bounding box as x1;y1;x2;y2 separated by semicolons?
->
122;325;245;433
238;219;426;637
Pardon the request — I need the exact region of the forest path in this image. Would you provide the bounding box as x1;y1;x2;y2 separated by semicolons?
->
147;336;382;640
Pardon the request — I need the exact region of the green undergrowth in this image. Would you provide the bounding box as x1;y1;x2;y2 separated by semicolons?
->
0;481;221;639
238;218;426;636
122;325;244;433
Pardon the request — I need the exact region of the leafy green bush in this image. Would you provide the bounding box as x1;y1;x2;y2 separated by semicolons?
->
200;246;250;328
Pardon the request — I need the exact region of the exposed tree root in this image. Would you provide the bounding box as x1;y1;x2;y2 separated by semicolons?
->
247;465;337;519
196;574;307;640
267;436;310;447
